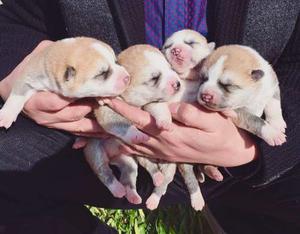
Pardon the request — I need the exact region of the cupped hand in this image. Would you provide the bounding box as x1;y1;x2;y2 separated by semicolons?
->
0;40;106;138
103;98;258;167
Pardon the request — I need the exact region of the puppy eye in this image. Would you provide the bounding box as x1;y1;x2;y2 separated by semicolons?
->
200;74;208;83
150;72;161;85
95;68;111;80
162;43;173;50
184;40;198;46
218;81;238;92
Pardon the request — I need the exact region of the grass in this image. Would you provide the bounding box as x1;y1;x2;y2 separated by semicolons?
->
88;205;213;234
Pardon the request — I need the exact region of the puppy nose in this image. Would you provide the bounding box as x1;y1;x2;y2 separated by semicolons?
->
201;93;213;103
171;48;181;56
123;75;130;85
172;80;181;91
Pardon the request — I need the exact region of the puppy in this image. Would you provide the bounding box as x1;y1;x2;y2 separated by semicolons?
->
84;45;181;204
197;45;286;146
140;29;215;211
0;37;129;129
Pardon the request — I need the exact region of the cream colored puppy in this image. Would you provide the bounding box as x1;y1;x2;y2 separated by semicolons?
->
84;45;181;204
163;29;215;79
197;45;286;146
0;37;130;129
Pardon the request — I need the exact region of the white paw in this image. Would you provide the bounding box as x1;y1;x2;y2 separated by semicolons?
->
152;171;164;187
191;192;205;211
156;119;173;131
125;187;142;204
261;123;286;146
146;193;161;210
108;180;126;198
0;109;17;129
268;117;287;133
122;126;149;144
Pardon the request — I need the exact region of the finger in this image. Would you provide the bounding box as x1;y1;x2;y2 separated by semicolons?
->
107;98;160;134
47;118;104;134
49;100;95;123
72;137;88;149
25;91;75;112
169;102;223;131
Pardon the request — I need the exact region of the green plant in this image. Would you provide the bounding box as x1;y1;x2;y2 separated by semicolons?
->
88;205;213;234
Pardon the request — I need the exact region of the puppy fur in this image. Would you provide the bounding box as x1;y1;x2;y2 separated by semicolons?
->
142;30;216;211
0;37;129;128
197;45;286;146
84;45;181;204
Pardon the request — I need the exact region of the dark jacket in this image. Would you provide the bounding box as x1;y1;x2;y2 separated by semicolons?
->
0;0;299;187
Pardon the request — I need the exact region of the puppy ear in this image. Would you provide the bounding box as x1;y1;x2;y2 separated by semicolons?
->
251;69;264;80
208;42;216;52
64;66;76;81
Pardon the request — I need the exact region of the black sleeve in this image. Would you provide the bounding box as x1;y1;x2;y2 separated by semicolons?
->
0;0;66;80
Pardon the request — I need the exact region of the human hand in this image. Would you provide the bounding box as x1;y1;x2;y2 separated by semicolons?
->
0;40;106;138
103;98;258;167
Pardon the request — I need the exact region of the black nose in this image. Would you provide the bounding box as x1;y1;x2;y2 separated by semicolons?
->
175;81;181;90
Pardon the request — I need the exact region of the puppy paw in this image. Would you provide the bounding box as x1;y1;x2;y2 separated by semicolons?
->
125;187;142;205
268;117;287;133
191;192;205;211
261;124;286;146
203;165;223;182
0;109;17;129
122;126;149;144
108;180;126;198
152;171;164;187
156;119;173;131
146;193;161;210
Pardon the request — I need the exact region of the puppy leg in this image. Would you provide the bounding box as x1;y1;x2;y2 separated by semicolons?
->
264;87;287;133
146;163;177;210
95;105;149;144
136;157;164;187
178;164;205;211
144;102;172;131
84;139;126;198
0;85;36;129
234;108;286;146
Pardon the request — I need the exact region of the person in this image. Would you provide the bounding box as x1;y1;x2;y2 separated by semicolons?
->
0;0;299;233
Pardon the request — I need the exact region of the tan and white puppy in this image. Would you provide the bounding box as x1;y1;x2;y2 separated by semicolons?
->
197;45;286;145
84;45;181;204
0;37;130;129
163;29;215;79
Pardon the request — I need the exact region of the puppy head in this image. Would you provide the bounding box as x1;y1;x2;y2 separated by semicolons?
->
162;29;215;77
47;37;130;98
118;44;181;106
197;45;266;111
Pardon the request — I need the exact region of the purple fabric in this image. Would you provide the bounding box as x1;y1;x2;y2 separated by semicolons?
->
145;0;207;48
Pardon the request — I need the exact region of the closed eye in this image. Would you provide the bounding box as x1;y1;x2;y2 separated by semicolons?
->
162;43;173;50
94;68;111;80
150;72;161;85
184;40;199;46
218;81;240;92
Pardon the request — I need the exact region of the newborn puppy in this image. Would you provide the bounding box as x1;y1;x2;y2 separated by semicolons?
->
141;30;216;211
0;37;129;128
163;29;215;79
197;45;286;145
84;45;181;204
